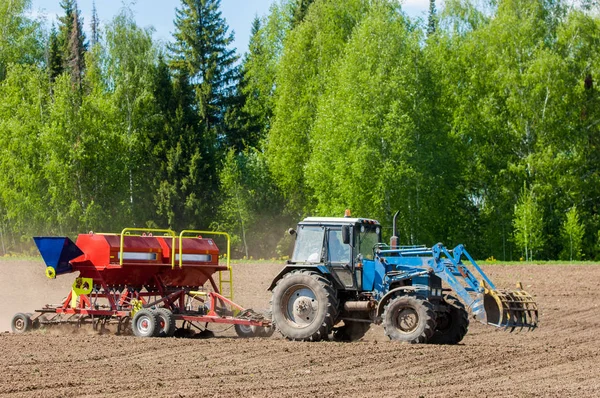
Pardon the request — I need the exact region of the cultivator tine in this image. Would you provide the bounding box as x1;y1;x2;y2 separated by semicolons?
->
482;281;538;331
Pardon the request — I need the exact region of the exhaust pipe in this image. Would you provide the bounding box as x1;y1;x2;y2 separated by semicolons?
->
390;210;399;249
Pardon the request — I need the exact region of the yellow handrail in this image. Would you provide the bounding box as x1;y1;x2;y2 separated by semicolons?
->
119;228;176;268
179;230;233;300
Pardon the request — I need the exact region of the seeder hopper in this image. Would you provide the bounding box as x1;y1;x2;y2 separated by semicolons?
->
11;228;272;338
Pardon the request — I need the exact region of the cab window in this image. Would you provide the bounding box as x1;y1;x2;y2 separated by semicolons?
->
358;225;380;260
292;226;324;263
327;229;351;263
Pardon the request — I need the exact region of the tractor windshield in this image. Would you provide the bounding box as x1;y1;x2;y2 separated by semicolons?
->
292;226;324;263
358;224;380;260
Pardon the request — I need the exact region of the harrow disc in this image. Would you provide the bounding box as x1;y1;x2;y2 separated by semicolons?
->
483;282;538;331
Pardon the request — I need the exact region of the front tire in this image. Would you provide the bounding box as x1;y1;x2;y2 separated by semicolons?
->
271;270;338;341
430;296;469;345
382;296;436;344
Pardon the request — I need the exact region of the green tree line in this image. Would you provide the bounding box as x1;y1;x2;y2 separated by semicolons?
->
1;0;599;261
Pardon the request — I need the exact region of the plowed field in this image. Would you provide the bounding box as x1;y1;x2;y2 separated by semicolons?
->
1;259;599;397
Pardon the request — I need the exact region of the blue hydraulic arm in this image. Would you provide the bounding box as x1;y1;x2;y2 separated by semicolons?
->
430;244;487;322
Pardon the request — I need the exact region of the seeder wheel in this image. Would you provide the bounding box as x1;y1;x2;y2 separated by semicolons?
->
155;308;176;337
11;313;34;334
132;309;160;338
234;324;257;338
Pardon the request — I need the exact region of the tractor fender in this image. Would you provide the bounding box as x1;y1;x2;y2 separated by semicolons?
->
267;265;344;291
376;286;418;317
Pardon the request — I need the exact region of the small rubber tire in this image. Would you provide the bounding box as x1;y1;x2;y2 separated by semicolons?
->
11;313;33;334
429;296;469;345
155;308;176;337
271;270;338;342
382;295;436;344
234;324;257;338
132;309;160;338
254;309;275;337
255;324;275;337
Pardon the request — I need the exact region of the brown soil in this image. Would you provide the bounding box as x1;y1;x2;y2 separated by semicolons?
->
1;259;599;397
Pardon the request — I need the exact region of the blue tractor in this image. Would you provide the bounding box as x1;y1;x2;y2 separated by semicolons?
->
268;212;538;343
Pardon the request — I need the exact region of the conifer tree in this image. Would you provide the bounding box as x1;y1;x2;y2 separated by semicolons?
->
164;0;239;227
291;0;314;27
427;0;437;35
47;24;63;83
169;0;239;133
67;5;86;88
56;0;87;88
90;1;100;47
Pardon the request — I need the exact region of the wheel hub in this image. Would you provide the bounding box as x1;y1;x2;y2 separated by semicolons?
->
139;317;150;332
284;287;318;327
14;318;24;330
396;307;419;333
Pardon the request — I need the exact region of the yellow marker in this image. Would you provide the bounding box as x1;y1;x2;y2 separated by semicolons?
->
45;267;56;279
70;277;93;308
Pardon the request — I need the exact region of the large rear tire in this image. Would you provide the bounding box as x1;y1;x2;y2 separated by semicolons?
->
430;296;469;345
382;296;436;344
271;270;338;341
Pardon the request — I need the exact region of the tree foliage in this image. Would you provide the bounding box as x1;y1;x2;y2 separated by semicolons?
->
560;206;585;261
513;185;544;261
3;0;600;260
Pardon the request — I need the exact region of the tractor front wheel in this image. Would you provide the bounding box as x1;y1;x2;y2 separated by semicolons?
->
382;296;436;344
271;270;338;341
429;296;469;345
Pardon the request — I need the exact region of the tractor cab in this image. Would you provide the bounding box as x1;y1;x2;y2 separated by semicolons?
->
286;215;381;291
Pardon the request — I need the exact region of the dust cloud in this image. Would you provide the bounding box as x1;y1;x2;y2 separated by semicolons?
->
0;258;72;332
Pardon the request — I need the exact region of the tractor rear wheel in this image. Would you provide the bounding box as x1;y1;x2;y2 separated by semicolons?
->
383;296;436;344
155;308;176;337
132;309;160;338
11;313;33;334
429;296;469;345
271;270;338;341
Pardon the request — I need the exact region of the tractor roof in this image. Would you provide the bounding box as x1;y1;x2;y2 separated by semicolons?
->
300;217;380;225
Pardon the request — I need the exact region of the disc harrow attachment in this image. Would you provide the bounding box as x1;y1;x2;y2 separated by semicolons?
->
483;282;539;331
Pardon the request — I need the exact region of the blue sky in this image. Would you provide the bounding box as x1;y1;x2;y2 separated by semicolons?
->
29;0;431;55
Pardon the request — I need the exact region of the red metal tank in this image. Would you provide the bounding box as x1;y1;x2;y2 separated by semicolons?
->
70;232;226;288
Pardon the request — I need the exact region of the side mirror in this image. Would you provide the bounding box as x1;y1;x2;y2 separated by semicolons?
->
288;228;296;236
341;225;350;244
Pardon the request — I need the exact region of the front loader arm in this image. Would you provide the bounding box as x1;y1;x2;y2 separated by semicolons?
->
431;244;538;330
